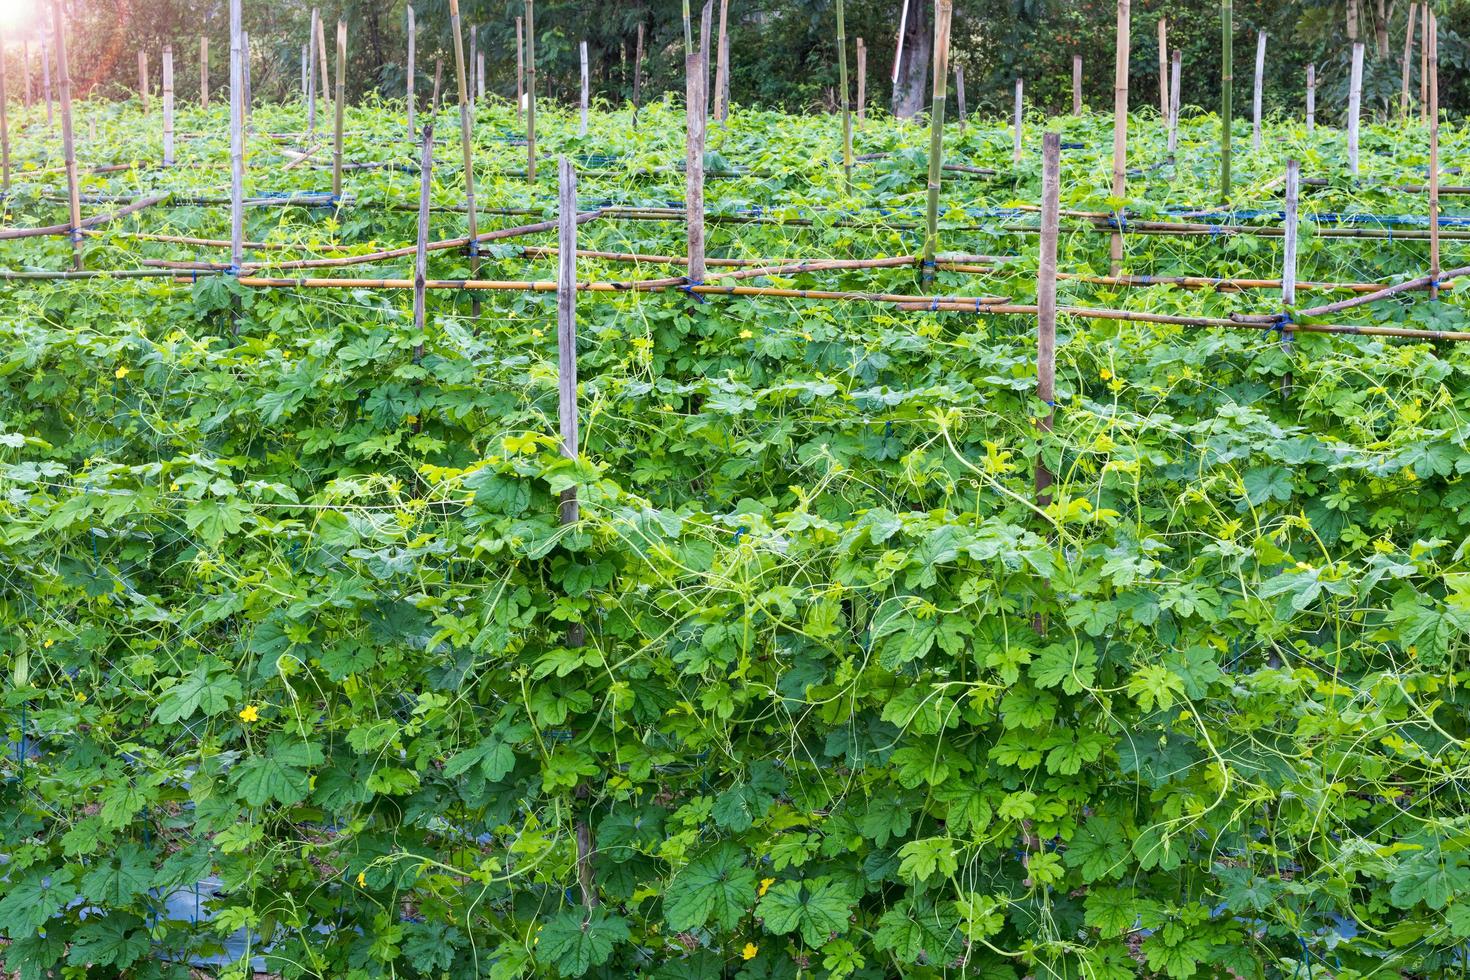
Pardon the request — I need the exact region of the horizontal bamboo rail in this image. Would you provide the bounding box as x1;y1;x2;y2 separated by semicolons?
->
0;193;170;241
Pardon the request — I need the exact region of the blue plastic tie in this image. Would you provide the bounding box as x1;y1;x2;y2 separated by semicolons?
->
733;526;747;543
1044;399;1056;407
679;278;706;303
468;239;480;258
929;298;940;312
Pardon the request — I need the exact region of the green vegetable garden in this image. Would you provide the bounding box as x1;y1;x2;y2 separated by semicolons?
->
7;0;1470;976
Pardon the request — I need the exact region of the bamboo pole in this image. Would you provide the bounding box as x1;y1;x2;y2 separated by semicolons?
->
922;0;953;286
242;32;252;132
1430;10;1439;300
1221;0;1232;202
1252;31;1265;152
1073;55;1083;114
333;20;346;198
162;46;174;167
838;0;852;190
516;16;525;122
477;50;485;102
1401;3;1417;120
714;0;731;123
1157;18;1168;118
407;5;416;138
22;41;30;110
557;155;581;528
856;37;866;124
685;22;709;283
52;0;81;271
1168;49;1181;158
955;67;966;133
301;44;308;101
138;50;149;112
0;29;9;197
229;0;244;274
315;13;330;117
1282;159;1298;396
631;22;642;129
307;11;318;134
40;39;51;126
1348;42;1363;176
525;0;536;182
200;37;209;107
1110;0;1130;274
414;121;433;363
1306;63;1314;132
579;40;588;136
1037;130;1059;506
1420;4;1429;122
1013;77;1023;161
0;194;168;241
469;29;478;101
448;0;482;311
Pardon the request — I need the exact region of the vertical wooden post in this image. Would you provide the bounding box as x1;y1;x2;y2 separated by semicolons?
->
301;44;309;101
579;40;588;136
837;0;852;189
0;29;9;197
1401;3;1417;120
1429;10;1440;300
242;32;252;131
1073;55;1082;114
921;0;953;286
448;0;481;312
1282;159;1298;396
1013;77;1023;161
40;39;51;126
1221;0;1232;202
1110;0;1130;275
954;67;965;133
162;46;174;167
1347;42;1363;176
138;50;149;112
469;28;478;101
714;0;730;123
856;37;866;124
229;0;244;274
200;37;209;107
685;29;708;283
1037;130;1060;507
1420;5;1429;122
1252;31;1265;152
315;12;330;115
477;49;485;102
1305;63;1315;132
407;5;416;138
556;153;587;666
631;22;642;129
414;121;433;364
52;0;81;271
333;20;346;197
516;16;525;122
1157;18;1168;118
307;10;318;134
525;0;537;182
1168;49;1181;157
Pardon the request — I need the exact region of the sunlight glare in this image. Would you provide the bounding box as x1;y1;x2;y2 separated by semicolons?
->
0;0;39;34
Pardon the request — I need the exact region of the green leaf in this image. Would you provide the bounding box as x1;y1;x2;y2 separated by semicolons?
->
757;877;857;946
80;843;153;905
67;915;150;969
232;736;325;806
0;867;77;936
536;908;629;977
151;658;242;724
897;837;958;884
664;843;756;932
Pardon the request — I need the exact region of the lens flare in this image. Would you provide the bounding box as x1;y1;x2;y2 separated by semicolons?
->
0;0;38;34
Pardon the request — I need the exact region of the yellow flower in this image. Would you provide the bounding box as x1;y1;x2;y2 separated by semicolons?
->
405;414;419;425
741;942;759;961
356;872;366;887
42;639;53;648
169;482;180;491
758;877;774;897
1099;367;1113;380
76;692;87;703
739;329;753;339
114;365;130;379
238;704;260;723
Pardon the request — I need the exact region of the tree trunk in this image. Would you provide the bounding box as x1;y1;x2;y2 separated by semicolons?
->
892;0;930;119
1374;0;1390;58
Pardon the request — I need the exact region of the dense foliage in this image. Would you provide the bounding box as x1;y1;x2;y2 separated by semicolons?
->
5;88;1470;978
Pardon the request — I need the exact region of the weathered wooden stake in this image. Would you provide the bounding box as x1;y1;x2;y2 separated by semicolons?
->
1110;0;1130;274
200;37;209;107
921;0;953;285
557;153;581;520
1013;77;1023;161
631;22;642;129
315;12;330;114
1430;10;1440;299
448;0;482;312
1221;0;1232;202
526;0;537;181
516;16;525;122
229;0;244;274
333;20;346;197
414;121;434;363
1168;49;1181;157
138;50;149;112
242;32;252;131
1252;31;1266;152
837;0;852;189
477;50;485;101
52;0;81;271
301;44;309;100
407;5;416;137
469;29;478;101
1073;54;1082;114
1282;159;1298;397
1401;3;1418;120
1420;4;1429;122
685;24;709;283
162;46;174;166
1037;130;1059;507
1157;18;1168;117
954;67;966;133
307;11;318;134
0;29;9;196
1305;63;1315;132
714;0;730;122
856;37;866;124
1348;42;1363;176
579;40;588;136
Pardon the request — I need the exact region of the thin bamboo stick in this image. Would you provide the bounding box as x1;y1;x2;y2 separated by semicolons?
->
1420;4;1429;122
0;29;9;197
955;67;966;133
333;20;346;198
631;22;642;129
1013;77;1023;161
52;0;81;271
1111;0;1130;274
922;0;953;286
685;9;710;283
242;32;252;134
139;50;149;112
307;12;318;134
1037;130;1059;505
315;13;330;117
1401;3;1417;120
40;38;51;126
856;37;866;124
229;0;244;273
557;154;580;525
838;0;852;190
414;121;433;363
22;40;30;110
407;5;416;138
714;0;731;123
1282;159;1298;396
1348;43;1363;176
1429;10;1439;300
1252;31;1265;152
469;29;478;101
448;0;480;313
1168;50;1181;158
1306;62;1315;132
0;193;169;241
477;50;485;102
1073;55;1082;114
162;46;174;167
579;40;588;136
1157;18;1168;118
1221;0;1232;201
200;37;209;107
301;44;308;101
516;16;525;122
525;0;537;182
